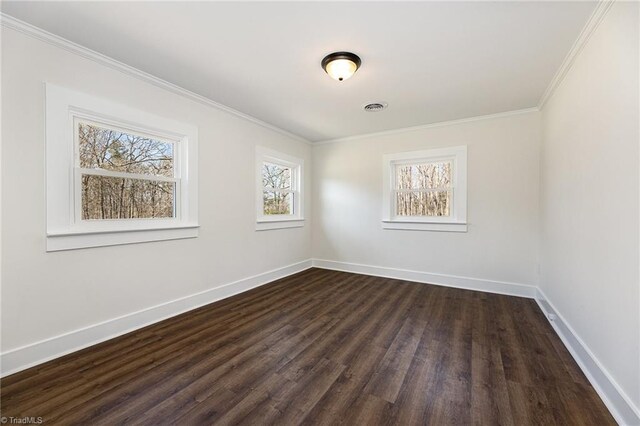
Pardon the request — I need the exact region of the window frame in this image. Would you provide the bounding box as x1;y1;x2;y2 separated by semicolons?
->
73;116;181;223
46;84;199;251
255;146;304;231
382;146;467;232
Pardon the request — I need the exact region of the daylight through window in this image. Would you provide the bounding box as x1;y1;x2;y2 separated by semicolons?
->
262;162;293;215
77;121;178;220
394;161;452;217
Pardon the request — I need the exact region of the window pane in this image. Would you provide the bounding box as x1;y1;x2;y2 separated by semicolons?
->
396;190;451;217
262;162;291;190
81;175;175;220
395;161;452;190
78;122;174;178
263;191;292;215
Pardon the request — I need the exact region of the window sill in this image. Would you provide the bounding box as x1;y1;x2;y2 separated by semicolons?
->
46;225;199;251
382;220;467;232
256;218;305;231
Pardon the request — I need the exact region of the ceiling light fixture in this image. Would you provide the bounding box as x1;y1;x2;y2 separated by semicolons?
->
321;51;361;82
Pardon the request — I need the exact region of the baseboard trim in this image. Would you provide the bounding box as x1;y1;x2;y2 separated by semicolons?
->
312;259;537;298
0;259;313;378
535;288;640;426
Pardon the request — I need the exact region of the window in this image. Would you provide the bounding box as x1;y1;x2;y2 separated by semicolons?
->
256;147;304;230
382;146;467;232
46;84;198;251
77;121;177;220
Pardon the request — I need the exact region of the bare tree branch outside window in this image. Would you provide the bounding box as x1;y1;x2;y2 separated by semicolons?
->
78;123;175;220
395;161;452;217
262;162;292;215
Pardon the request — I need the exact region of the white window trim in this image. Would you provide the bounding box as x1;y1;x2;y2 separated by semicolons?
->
46;83;199;251
382;146;467;232
255;146;304;231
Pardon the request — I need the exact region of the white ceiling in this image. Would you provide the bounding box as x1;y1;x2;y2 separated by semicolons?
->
2;1;597;142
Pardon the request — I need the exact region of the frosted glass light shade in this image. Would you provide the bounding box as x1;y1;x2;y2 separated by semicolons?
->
325;59;358;81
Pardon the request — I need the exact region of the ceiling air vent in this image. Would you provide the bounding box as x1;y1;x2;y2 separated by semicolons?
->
363;102;388;112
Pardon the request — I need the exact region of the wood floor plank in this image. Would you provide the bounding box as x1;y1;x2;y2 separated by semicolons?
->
0;268;616;425
274;357;346;425
181;372;293;426
362;316;426;403
470;294;515;426
301;344;388;425
342;393;393;425
507;381;557;426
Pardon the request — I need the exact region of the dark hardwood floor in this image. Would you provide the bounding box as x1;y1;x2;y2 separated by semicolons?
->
1;268;615;425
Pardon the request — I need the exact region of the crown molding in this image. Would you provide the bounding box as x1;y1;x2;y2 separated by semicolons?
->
313;107;540;146
0;13;312;146
537;0;615;109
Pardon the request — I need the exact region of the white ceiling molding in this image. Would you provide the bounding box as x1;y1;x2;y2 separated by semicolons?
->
537;0;615;109
313;107;539;146
0;13;312;145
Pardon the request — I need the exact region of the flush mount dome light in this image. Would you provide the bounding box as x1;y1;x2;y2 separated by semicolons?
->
321;51;361;81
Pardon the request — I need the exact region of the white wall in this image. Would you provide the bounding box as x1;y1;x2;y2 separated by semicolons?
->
1;28;311;355
312;111;541;287
540;0;640;416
